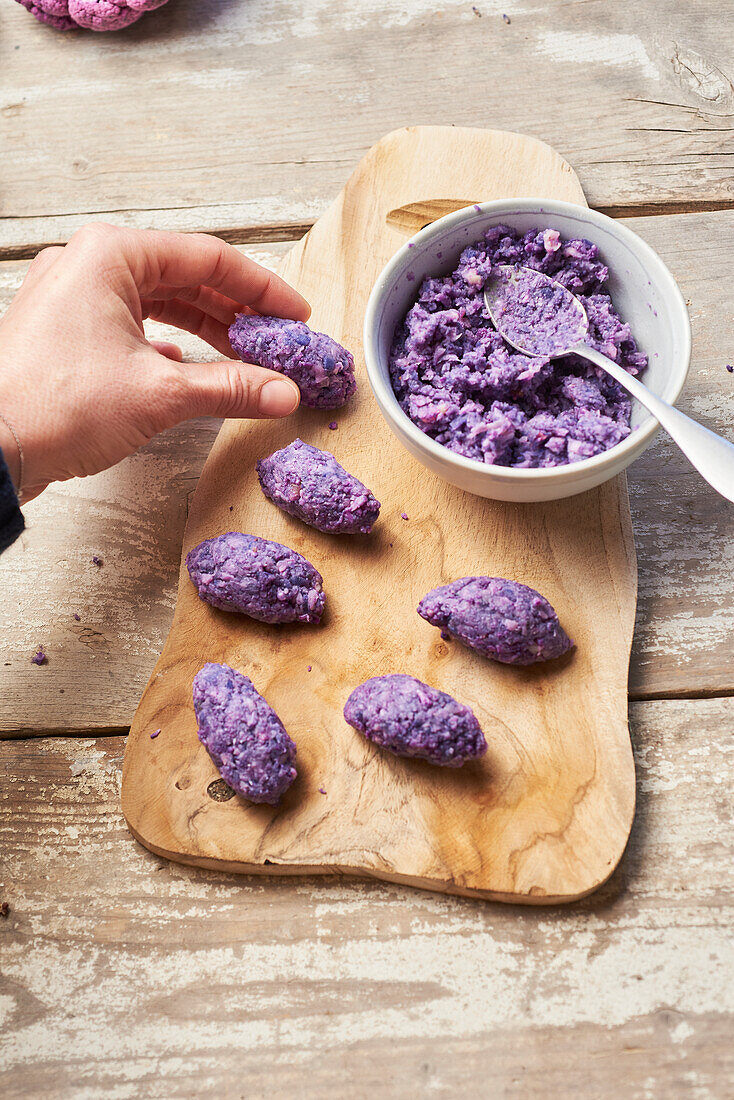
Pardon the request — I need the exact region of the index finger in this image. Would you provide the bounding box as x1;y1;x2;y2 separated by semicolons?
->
111;228;310;322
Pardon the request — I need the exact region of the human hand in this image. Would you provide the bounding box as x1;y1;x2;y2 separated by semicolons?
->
0;224;310;503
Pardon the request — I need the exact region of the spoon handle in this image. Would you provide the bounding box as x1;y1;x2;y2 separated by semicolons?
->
578;346;734;504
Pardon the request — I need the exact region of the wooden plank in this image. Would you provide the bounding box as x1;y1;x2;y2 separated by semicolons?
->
0;209;732;737
122;126;636;905
1;698;732;1097
1;0;734;256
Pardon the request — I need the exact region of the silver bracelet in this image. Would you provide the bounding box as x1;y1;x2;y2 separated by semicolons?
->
0;411;24;500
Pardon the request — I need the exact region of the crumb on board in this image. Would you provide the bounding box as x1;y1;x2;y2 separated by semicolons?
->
727;364;733;373
73;613;81;621
229;505;234;511
502;12;511;22
150;728;161;739
92;556;103;567
318;787;327;795
328;421;338;430
401;512;408;520
472;5;481;15
307;665;312;672
31;650;47;666
0;902;9;919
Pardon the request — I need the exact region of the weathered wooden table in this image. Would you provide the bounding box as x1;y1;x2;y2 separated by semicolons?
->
1;2;733;1095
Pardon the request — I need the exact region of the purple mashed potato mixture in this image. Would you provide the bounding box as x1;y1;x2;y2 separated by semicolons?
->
193;663;297;805
257;438;380;534
229;316;357;409
488;266;587;357
418;577;572;665
389;226;647;467
344;674;487;767
186;531;325;624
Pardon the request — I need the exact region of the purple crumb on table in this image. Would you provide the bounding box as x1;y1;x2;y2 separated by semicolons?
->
186;531;325;624
472;5;481;15
418;576;572;665
389;225;647;468
229;315;356;409
727;364;733;373
150;729;161;739
318;786;327;795
401;512;408;520
92;556;103;567
344;674;486;767
257;439;380;535
307;665;312;672
74;613;81;621
502;12;511;23
193;662;297;805
229;505;234;511
31;650;47;666
328;421;338;430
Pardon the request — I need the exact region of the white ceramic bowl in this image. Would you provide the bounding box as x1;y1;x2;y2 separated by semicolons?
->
363;199;691;502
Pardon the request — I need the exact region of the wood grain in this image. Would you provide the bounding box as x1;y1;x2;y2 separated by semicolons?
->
1;0;733;256
2;698;732;1097
120;127;636;903
1;208;733;736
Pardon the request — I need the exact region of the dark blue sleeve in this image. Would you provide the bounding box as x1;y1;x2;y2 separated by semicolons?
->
0;447;24;553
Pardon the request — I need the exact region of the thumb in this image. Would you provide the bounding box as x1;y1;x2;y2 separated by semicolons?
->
171;358;301;421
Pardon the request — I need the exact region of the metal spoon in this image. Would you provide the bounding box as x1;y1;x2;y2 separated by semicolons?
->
484;264;734;502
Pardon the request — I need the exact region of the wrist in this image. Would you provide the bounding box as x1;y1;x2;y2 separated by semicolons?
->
0;412;22;496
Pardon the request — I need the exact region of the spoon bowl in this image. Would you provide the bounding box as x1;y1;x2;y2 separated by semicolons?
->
483;264;588;357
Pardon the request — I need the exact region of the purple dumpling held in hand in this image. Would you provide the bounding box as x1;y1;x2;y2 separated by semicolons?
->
193;663;297;805
186;531;325;625
418;576;573;665
257;438;380;534
344;674;487;767
229;315;357;410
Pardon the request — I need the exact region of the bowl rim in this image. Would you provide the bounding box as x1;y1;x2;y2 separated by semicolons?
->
363;197;692;484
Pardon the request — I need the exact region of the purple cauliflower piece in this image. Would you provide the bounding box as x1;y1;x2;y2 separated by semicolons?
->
257;438;380;534
193;663;297;805
229;315;357;409
344;674;487;767
186;531;325;625
15;0;168;30
418;577;573;665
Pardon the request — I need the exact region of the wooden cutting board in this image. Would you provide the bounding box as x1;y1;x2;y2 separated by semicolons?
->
122;127;637;904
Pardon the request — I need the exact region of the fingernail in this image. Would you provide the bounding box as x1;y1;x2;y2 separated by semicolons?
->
258;379;300;417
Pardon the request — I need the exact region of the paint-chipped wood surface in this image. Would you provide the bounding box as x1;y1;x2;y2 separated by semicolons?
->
2;698;733;1096
122;127;637;904
1;0;733;1092
1;0;734;258
1;212;732;737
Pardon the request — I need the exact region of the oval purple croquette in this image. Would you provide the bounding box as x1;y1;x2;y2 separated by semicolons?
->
257;439;380;534
229;315;356;409
186;532;325;624
344;674;487;767
193;663;297;805
418;576;572;665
